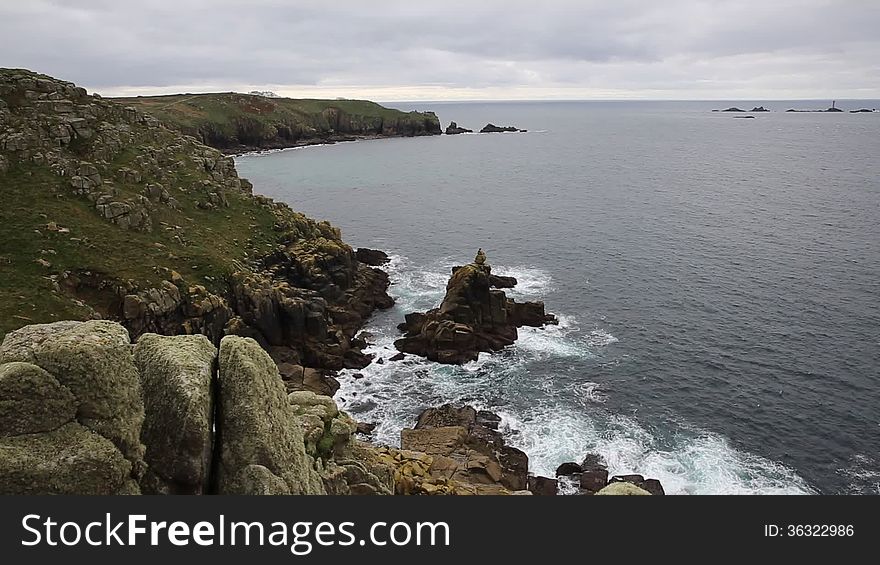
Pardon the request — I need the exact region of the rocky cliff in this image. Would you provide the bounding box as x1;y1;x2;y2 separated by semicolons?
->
0;320;547;495
113;93;441;153
395;250;558;364
0;68;391;383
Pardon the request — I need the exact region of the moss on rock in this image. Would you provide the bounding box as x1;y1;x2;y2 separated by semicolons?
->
0;422;134;495
215;336;325;495
134;333;216;494
0;320;145;466
0;361;77;436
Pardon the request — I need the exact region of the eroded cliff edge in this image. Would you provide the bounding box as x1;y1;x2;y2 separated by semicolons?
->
112;93;441;153
0;68;390;384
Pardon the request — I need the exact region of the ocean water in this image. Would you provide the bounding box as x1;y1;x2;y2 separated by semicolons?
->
236;100;880;494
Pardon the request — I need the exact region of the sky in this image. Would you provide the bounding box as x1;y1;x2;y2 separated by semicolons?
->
1;0;879;101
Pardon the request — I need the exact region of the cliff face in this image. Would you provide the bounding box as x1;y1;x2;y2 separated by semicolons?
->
111;93;441;152
0;68;391;376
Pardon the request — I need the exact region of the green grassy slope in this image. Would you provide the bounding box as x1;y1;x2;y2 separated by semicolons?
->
113;92;441;151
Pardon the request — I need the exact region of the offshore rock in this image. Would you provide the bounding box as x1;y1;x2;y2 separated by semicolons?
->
480;123;526;133
395;251;557;364
445;121;473;135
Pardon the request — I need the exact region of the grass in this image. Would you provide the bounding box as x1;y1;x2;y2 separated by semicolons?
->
112;93;439;147
0;157;281;341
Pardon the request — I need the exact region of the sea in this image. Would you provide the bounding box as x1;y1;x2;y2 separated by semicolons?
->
235;100;880;494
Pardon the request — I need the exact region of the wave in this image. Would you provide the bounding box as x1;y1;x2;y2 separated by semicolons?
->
336;253;815;495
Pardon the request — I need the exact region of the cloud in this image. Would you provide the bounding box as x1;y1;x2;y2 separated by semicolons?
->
1;0;878;99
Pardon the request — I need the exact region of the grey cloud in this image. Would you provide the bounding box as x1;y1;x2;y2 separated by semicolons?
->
0;0;878;99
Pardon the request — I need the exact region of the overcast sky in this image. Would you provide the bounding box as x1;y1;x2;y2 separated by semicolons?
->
2;0;879;100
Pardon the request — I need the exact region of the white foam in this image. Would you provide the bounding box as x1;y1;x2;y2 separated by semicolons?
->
336;253;816;495
586;328;619;347
493;265;555;298
837;454;880;494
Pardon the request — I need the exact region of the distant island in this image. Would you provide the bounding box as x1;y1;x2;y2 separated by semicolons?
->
714;101;877;114
480;123;527;133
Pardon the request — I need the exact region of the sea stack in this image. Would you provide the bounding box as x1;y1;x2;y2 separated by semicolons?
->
394;250;557;364
445;121;473;135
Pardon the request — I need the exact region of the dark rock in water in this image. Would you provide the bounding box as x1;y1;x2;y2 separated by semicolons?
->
609;474;665;495
445;121;473;135
528;475;558;496
721;107;745;112
355;421;377;435
480;123;526;133
556;462;583;476
355;248;390;266
394;250;557;364
750;106;769;112
733;115;756;119
351;372;364;379
581;453;608;471
389;352;405;361
488;273;518;288
404;403;529;492
580;469;609;493
850;109;875;113
641;478;666;495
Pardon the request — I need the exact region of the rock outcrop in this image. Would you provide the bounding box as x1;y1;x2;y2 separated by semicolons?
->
111;93;442;154
395;250;557;364
445;121;473;135
553;453;666;495
215;336;326;495
396;404;529;494
0;320;145;494
134;333;217;494
480;123;526;133
0;69;394;394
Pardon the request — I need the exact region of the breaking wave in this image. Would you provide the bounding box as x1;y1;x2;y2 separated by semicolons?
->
336;254;815;495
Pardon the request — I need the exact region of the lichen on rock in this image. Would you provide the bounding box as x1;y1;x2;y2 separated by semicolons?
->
215;335;325;495
134;333;217;494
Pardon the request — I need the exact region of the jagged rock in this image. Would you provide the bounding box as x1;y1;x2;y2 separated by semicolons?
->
445;121;473;135
395;251;557;364
134;334;217;494
404;404;529;492
596;482;652;495
580;469;609;493
215;336;325;495
0;361;77;436
0;321;145;467
356;421;377;435
488;274;517;288
528;475;558;496
355;247;390;266
0;422;135;495
556;462;583;476
480;123;525;133
609;474;665;495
